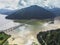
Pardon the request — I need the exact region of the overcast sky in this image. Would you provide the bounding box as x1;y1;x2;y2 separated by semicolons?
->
0;0;60;10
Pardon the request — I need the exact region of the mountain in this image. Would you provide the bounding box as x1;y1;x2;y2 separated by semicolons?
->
6;5;56;20
49;8;60;16
0;9;17;15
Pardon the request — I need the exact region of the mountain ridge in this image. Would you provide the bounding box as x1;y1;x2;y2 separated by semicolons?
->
6;5;56;20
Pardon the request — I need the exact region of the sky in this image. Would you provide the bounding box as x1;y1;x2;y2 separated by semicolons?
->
0;0;60;10
0;0;19;10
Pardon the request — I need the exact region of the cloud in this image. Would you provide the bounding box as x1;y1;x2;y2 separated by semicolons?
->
0;0;60;10
0;0;19;10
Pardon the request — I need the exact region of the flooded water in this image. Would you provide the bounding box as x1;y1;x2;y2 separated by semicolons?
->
0;14;20;30
0;14;60;45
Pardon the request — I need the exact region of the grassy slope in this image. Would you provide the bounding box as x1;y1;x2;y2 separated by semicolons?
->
0;32;11;45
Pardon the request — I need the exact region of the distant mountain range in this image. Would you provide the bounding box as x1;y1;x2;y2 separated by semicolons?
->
0;9;17;15
49;8;60;16
6;5;56;20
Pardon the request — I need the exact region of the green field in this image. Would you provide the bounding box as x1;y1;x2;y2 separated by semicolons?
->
0;32;11;45
14;20;49;25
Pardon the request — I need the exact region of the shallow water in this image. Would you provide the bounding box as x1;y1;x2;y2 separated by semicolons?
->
0;14;20;30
